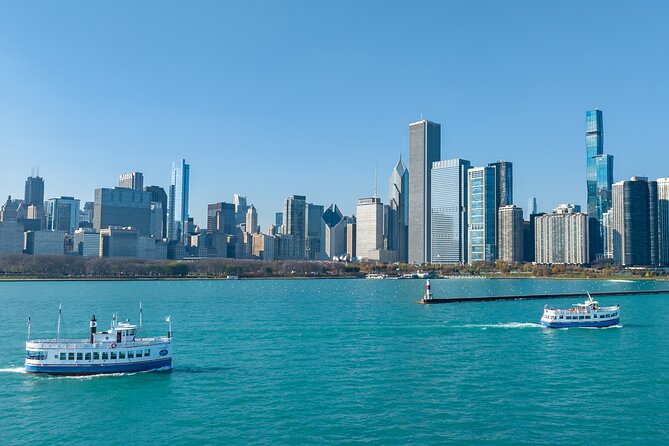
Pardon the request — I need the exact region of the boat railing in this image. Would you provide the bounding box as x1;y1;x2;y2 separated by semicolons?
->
26;337;170;350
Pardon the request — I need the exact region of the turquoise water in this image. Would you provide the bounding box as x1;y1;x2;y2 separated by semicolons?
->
1;278;668;445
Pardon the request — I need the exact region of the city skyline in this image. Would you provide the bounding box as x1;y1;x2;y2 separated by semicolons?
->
2;3;669;230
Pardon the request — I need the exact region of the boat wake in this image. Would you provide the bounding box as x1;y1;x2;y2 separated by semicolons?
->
0;367;25;374
463;322;543;330
579;324;624;330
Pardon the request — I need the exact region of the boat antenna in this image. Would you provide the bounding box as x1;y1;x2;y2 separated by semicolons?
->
165;315;172;339
27;315;31;341
56;303;62;339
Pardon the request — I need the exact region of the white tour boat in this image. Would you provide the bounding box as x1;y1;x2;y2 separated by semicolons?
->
540;293;620;328
25;305;172;375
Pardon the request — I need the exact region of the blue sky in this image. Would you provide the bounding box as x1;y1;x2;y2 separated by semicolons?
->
1;1;668;229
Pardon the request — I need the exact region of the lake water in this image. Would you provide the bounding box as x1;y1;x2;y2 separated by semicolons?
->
1;278;668;445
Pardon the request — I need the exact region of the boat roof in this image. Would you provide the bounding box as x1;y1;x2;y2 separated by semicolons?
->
115;323;138;330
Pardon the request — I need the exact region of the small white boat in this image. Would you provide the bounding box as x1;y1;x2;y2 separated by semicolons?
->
365;273;386;279
540;293;620;328
25;305;172;375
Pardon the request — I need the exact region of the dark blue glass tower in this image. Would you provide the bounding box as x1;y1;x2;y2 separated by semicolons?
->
586;110;613;261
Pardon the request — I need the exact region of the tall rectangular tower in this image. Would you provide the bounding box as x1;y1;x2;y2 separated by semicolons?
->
168;159;190;243
431;159;470;264
388;158;409;262
467;167;497;264
119;172;144;191
658;178;669;266
408;119;441;264
586;110;613;261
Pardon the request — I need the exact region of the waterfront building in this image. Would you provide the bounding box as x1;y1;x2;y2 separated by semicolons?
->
585;110;614;261
498;205;524;262
275;212;283;229
46;196;80;234
602;210;613;259
94;187;152;235
207;202;235;235
467;166;497;264
73;228;101;257
658;178;669;266
25;230;65;256
119;172;144;191
137;236;166;260
388;157;409;262
283;195;306;259
81;201;95;226
431;159;470;264
168;159;190;243
611;177;658;266
144;186;168;239
535;204;589;265
322;204;347;259
252;233;276;260
408;119;441;264
346;217;356;259
100;226;139;257
488;160;513;207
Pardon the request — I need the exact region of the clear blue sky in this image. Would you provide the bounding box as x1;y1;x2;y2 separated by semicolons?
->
1;1;668;229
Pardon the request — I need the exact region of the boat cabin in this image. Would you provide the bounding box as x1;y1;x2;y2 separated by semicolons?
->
92;323;137;344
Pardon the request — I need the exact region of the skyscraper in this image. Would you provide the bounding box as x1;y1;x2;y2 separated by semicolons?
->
408;119;441;264
207;202;235;234
245;205;258;234
233;194;248;227
168;159;190;243
431;159;470;264
488;161;513;207
467;166;496;264
356;197;385;261
119;172;144;191
144;186;168;239
283;195;306;259
388;157;409;262
94;188;152;235
24;175;45;225
586;110;614;261
322;204;347;259
498;205;524;262
305;202;324;260
46;197;81;234
611;177;658;266
658;178;669;266
527;197;537;219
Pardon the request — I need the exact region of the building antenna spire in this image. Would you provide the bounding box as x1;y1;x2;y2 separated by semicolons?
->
374;165;378;198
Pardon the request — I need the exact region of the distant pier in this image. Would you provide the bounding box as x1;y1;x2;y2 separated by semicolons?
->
419;289;669;304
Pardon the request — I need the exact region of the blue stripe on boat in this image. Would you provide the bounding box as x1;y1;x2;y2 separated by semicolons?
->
540;318;620;328
25;358;172;375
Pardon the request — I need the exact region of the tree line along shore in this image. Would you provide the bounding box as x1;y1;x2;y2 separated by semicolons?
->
0;255;665;280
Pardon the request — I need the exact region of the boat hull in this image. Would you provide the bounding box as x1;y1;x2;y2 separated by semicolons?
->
25;357;172;375
540;318;620;328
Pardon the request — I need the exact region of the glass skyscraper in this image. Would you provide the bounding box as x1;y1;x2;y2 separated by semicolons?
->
431;159;470;264
586;109;613;261
408;119;441;264
467;167;496;264
168;159;190;244
388;158;408;262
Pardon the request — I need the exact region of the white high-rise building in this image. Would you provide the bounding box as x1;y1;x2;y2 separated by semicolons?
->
355;197;396;262
245;205;258;234
431;159;470;264
535;204;588;264
168;159;190;243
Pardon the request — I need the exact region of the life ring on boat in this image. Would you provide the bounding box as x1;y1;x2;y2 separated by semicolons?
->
110;343;117;349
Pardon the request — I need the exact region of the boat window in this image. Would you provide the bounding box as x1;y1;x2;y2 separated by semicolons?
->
111;352;117;360
26;351;46;360
136;351;143;358
68;353;74;360
93;352;100;360
59;353;66;360
559;316;563;319
102;352;108;360
85;353;91;360
566;316;571;320
145;349;150;356
585;316;591;319
119;351;126;359
128;351;134;358
128;329;136;336
612;312;617;317
76;353;83;361
593;314;597;318
579;316;585;320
